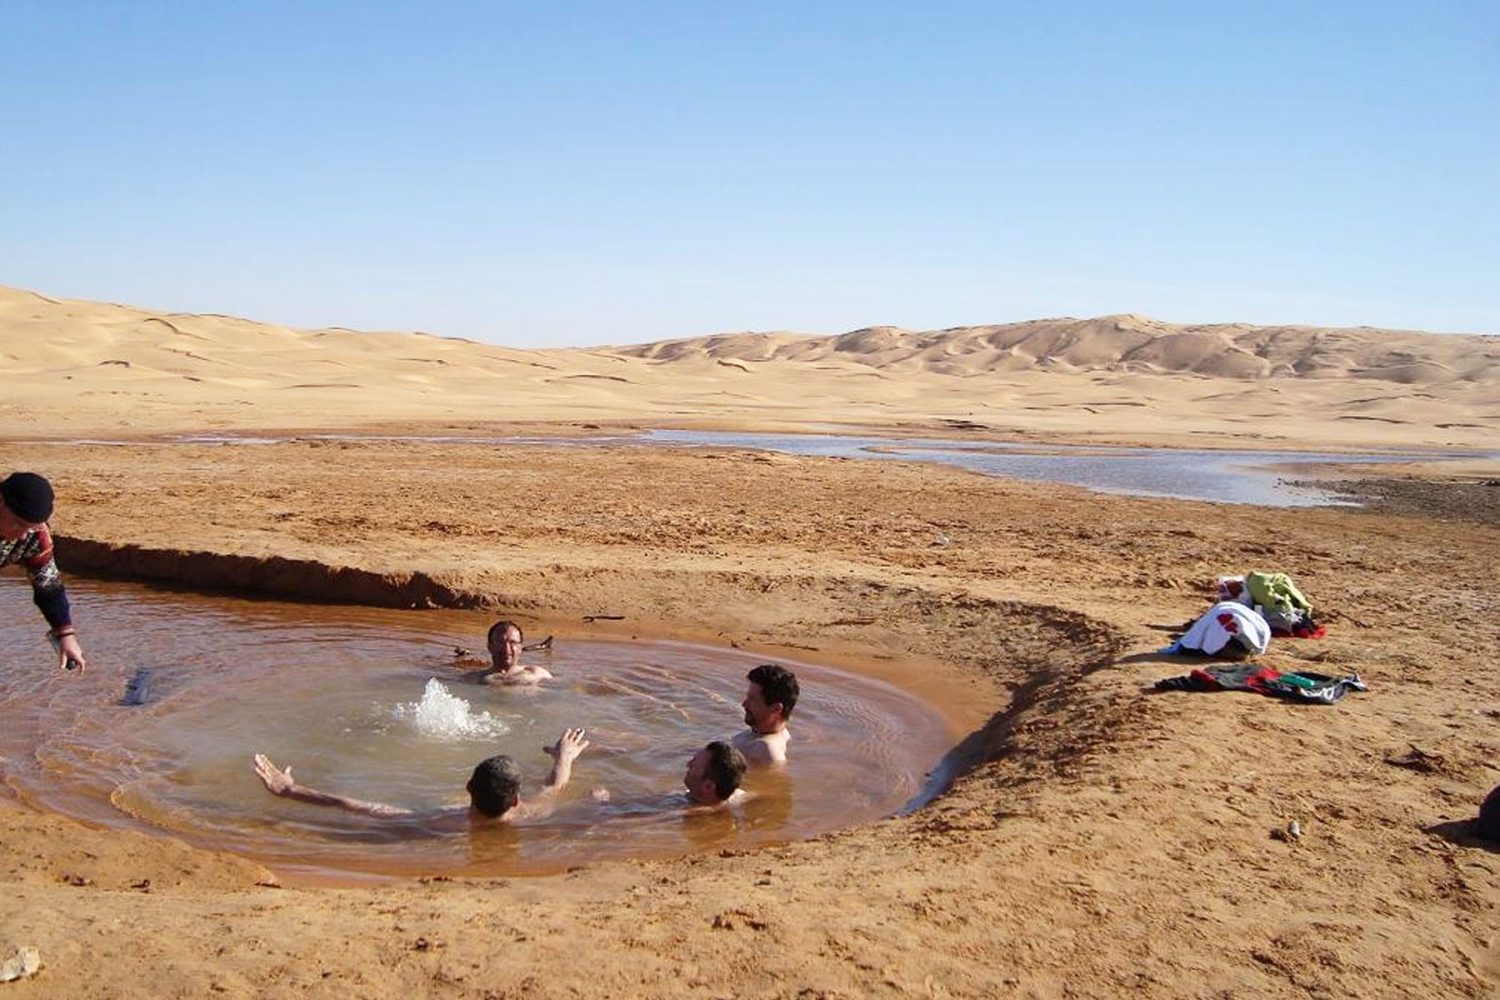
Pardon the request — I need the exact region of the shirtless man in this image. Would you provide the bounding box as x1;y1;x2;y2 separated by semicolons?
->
733;663;798;766
479;620;552;686
251;728;589;827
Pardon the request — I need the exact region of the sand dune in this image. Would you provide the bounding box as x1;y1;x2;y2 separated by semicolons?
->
617;313;1499;383
3;285;1497;450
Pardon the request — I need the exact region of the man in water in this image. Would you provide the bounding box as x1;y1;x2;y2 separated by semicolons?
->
682;740;750;807
733;663;798;766
253;733;749;823
1;471;87;672
251;728;590;826
478;620;552;686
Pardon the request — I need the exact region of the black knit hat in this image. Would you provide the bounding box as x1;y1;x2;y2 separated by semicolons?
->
1;472;55;524
1481;782;1500;843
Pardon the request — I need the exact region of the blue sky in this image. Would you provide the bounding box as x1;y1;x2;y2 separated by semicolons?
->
3;2;1495;347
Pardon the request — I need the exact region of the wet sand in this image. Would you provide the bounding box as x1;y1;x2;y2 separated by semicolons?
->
1;288;1498;997
1288;465;1500;528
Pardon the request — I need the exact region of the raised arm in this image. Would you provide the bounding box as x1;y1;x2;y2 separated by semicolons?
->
252;754;413;818
538;728;590;798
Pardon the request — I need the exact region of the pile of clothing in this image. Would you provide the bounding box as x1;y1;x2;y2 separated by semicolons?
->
1216;572;1325;638
1156;570;1363;704
1163;570;1325;658
1154;663;1366;705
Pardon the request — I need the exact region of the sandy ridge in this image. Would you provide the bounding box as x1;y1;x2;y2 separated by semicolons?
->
611;313;1500;383
8;286;1498;386
4;285;1498;451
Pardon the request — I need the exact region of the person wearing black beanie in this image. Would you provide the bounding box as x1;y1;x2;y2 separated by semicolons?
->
1479;783;1500;843
1;471;86;672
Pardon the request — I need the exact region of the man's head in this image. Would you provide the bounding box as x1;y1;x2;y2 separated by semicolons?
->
683;740;748;805
0;472;53;541
486;620;524;670
466;754;524;818
743;664;799;734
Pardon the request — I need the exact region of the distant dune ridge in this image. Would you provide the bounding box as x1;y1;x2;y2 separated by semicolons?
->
615;313;1499;385
2;284;1497;450
6;285;1494;384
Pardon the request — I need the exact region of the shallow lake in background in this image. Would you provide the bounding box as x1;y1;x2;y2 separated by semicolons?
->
642;430;1480;506
155;428;1490;507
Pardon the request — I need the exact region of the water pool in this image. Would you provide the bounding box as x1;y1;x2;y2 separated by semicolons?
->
0;578;970;881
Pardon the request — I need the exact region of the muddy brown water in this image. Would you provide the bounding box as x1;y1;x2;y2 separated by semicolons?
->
0;578;991;882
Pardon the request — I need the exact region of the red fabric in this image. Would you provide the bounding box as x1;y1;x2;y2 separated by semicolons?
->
1245;667;1284;695
1270;624;1328;640
19;523;54;572
1188;668;1222;691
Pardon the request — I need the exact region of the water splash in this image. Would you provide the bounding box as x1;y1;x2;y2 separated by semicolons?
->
393;678;509;740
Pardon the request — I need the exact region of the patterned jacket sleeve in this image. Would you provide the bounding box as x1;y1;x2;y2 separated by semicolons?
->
21;525;72;631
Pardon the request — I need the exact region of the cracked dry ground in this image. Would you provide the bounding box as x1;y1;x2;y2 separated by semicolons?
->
1;438;1496;998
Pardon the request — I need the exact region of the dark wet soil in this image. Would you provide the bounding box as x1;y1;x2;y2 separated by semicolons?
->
1302;476;1500;528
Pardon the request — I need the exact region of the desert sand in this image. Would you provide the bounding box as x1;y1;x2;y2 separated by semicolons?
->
1;286;1497;998
4;285;1498;450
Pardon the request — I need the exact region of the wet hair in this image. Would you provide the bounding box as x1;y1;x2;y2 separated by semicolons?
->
703;741;748;802
487;620;524;645
747;663;799;719
466;755;523;817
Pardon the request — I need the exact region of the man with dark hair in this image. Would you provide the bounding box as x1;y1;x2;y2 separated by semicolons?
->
734;663;798;766
254;731;747;825
251;728;589;826
480;620;552;686
1;471;86;672
682;740;749;807
464;755;527;818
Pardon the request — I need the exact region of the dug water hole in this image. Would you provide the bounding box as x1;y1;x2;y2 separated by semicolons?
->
0;578;987;881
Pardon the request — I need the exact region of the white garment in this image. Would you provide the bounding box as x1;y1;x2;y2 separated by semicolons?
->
1176;601;1271;656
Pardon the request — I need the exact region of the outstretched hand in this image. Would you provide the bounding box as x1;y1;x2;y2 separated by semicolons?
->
543;727;590;763
252;754;296;795
52;632;86;673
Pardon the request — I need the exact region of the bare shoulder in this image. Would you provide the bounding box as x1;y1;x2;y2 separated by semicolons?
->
484;667;551;687
734;729;789;765
734;735;774;764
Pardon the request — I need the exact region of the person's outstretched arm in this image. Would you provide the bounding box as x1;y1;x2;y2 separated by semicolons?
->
538;728;590;798
23;526;87;672
252;754;412;818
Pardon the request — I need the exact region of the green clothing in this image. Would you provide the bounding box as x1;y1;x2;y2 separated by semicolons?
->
1246;572;1311;616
